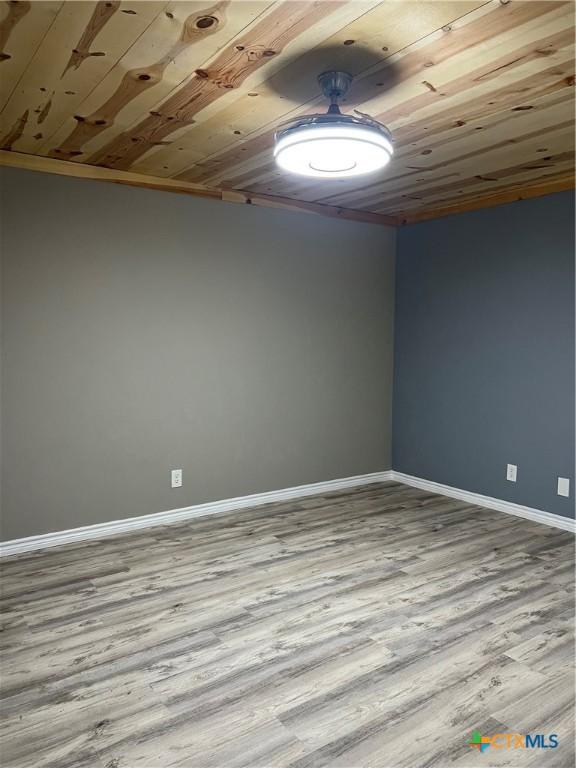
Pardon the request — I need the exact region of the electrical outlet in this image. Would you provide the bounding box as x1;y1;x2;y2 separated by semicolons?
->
506;464;517;482
557;477;570;497
171;469;183;488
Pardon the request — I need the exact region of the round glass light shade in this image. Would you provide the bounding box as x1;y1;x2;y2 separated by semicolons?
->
274;121;393;179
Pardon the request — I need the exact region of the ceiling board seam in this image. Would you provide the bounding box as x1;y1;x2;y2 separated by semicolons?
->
170;0;496;183
397;173;575;223
172;0;562;188
0;1;64;111
377;158;575;214
205;7;575;194
330;118;575;209
37;0;173;153
85;0;351;169
38;0;280;157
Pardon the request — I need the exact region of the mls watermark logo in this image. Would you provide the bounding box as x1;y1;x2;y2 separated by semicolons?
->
469;730;559;752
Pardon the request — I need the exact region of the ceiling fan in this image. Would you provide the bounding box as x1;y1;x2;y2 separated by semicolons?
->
273;71;393;179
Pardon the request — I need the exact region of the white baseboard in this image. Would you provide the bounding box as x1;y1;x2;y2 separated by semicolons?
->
2;467;573;557
390;471;575;534
0;470;393;557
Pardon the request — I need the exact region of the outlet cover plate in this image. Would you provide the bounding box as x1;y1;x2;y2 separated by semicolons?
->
506;464;517;482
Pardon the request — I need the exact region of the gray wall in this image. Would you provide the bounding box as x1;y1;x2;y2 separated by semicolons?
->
393;191;575;519
0;167;396;539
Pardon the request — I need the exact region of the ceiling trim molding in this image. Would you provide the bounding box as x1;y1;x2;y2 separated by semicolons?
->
221;189;400;226
1;152;572;228
0;151;399;227
397;175;575;225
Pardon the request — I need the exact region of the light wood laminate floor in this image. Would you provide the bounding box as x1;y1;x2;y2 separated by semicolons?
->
1;482;574;768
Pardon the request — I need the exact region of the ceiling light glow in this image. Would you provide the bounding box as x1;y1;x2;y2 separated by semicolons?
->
274;124;393;178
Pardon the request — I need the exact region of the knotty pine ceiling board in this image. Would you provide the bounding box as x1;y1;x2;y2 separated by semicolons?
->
0;0;574;225
135;0;483;179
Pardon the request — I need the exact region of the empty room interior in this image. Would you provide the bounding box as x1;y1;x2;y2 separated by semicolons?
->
0;1;575;766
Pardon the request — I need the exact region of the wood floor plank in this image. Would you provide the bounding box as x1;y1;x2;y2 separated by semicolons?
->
0;481;573;767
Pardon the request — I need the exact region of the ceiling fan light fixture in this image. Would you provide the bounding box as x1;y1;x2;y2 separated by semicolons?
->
274;122;393;178
274;71;393;179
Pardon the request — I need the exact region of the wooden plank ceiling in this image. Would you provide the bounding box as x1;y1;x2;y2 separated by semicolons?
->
0;0;574;225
